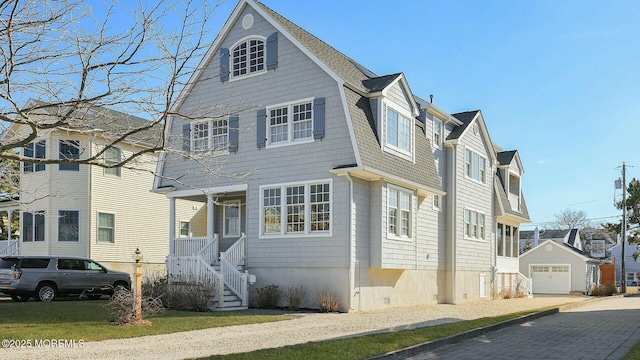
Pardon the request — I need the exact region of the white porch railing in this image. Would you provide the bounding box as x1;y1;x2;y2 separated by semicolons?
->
197;235;219;264
174;236;219;258
166;255;224;305
0;240;18;256
220;233;248;306
517;272;533;298
495;272;533;298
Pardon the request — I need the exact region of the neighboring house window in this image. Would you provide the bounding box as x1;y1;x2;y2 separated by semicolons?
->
179;221;190;238
386;107;412;154
59;140;80;171
22;211;45;242
267;99;313;146
388;187;412;238
23;140;46;173
224;201;241;237
58;210;79;242
433;118;443;147
191;118;228;152
260;181;331;237
433;195;440;210
104;147;122;177
232;38;265;78
97;212;115;243
464;209;485;240
465;149;486;183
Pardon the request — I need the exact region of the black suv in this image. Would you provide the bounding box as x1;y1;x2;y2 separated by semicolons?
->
0;256;131;302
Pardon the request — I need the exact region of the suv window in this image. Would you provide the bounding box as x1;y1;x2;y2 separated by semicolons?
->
0;258;19;269
57;259;85;271
19;258;50;269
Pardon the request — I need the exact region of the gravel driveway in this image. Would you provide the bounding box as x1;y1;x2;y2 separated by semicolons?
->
1;295;590;360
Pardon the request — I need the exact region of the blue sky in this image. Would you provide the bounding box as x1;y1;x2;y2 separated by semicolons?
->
206;0;640;228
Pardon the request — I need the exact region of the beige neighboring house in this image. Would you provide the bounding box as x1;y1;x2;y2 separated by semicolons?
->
0;104;199;275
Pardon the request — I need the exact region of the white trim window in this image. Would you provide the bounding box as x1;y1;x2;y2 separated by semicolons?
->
433;118;443;148
191;118;228;152
433;195;440;210
260;180;331;237
267;99;314;146
386;106;412;154
224;201;241;237
464;209;485;240
23;140;46;173
97;212;115;243
232;37;265;78
104;147;122;177
465;149;486;183
388;186;412;239
179;221;191;238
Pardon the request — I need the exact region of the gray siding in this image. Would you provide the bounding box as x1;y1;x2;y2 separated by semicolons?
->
161;8;357;268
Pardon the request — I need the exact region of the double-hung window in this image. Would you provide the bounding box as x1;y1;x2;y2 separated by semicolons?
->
22;211;45;242
58;210;79;242
104;147;122;177
232;38;265;78
23;140;46;173
388;187;412;239
59;140;80;171
260;181;331;237
465;149;486;183
97;212;115;243
464;209;485;240
386;107;412;153
224;201;241;237
268;99;313;146
433;118;443;148
191;118;229;152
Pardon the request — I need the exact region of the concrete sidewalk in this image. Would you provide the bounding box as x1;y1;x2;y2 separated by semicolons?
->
399;296;640;360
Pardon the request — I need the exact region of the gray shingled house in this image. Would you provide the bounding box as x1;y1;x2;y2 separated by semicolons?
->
153;0;531;311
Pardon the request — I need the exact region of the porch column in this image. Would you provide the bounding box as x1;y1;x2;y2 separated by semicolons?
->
169;197;176;255
207;194;215;241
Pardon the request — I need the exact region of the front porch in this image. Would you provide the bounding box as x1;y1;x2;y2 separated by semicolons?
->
165;187;253;310
0;203;20;256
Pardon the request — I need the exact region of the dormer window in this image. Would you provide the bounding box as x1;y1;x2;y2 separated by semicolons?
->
232;37;265;78
386;107;413;155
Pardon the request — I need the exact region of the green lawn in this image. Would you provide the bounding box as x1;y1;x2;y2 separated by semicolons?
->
0;299;296;341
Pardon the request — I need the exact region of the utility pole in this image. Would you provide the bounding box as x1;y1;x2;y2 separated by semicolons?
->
621;162;627;294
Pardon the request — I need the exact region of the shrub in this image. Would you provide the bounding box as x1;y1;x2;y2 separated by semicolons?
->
284;285;308;311
590;283;617;297
164;273;219;312
142;271;169;301
102;287;164;325
253;285;282;309
318;289;341;312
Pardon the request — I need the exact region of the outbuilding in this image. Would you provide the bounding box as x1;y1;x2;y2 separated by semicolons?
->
520;239;600;294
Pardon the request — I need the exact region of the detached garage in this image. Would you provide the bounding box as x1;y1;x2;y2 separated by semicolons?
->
520;240;600;295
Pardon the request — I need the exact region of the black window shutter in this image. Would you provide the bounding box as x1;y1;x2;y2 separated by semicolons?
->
313;97;325;140
220;48;230;82
228;116;239;153
182;124;191;151
23;143;33;172
266;33;278;70
257;109;267;148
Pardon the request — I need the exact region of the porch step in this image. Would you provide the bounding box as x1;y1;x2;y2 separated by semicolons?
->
212;286;247;311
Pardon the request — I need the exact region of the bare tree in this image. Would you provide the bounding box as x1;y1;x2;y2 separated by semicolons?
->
552;208;592;230
0;0;224;172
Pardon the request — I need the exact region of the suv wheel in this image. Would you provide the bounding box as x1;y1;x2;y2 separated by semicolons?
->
10;294;29;302
35;283;56;302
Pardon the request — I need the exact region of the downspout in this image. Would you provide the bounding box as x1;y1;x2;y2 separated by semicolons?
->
345;170;356;311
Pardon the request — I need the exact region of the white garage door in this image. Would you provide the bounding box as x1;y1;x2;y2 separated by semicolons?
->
531;265;571;294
